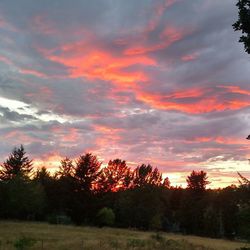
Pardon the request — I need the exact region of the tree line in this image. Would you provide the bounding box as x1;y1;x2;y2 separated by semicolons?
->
0;145;249;240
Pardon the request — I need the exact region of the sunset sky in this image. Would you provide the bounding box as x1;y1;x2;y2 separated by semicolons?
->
0;0;249;188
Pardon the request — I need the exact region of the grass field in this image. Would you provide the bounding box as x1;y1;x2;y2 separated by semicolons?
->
0;221;249;250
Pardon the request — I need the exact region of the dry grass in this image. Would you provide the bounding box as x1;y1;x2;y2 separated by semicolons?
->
0;221;249;250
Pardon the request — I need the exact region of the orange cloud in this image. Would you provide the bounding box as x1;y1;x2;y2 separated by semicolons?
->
92;125;123;150
219;85;250;96
45;45;155;86
94;124;123;136
135;86;250;113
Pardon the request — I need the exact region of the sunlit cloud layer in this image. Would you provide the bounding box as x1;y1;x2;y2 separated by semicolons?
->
0;0;249;187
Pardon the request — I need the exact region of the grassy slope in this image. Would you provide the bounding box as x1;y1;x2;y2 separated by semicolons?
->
0;221;249;250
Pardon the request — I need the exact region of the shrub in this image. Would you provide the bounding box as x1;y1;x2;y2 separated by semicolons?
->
96;207;115;227
150;214;163;230
13;236;36;250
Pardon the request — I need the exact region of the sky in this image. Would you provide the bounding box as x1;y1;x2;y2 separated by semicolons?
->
0;0;249;188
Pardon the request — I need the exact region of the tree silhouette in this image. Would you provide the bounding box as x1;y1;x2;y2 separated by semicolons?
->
98;159;132;192
238;172;250;186
162;177;171;188
233;0;250;54
74;153;101;193
56;157;74;178
133;164;162;188
34;167;52;186
0;145;33;181
186;170;210;192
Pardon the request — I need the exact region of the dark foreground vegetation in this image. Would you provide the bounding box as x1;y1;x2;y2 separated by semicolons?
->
0;145;249;242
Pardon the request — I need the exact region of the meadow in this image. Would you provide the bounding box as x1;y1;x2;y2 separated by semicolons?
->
0;221;249;250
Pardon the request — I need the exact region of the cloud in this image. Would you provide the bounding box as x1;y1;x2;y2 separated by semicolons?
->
0;0;249;187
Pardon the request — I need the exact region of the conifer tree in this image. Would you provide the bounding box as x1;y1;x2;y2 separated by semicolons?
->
0;145;33;181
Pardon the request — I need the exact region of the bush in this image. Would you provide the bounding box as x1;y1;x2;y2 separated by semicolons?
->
96;207;115;227
150;214;163;230
13;236;36;250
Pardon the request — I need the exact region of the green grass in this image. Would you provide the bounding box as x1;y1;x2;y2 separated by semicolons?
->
0;221;249;250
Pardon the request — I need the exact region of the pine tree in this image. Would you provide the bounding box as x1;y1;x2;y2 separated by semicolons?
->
74;153;101;193
0;145;33;181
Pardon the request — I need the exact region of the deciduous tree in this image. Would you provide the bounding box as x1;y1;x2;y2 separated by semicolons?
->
98;159;132;192
233;0;250;53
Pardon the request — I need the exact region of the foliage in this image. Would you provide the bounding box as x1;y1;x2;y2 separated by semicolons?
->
13;236;36;250
233;0;250;54
96;207;115;227
133;164;162;187
186;170;210;193
57;157;74;178
98;159;132;192
238;204;250;240
0;145;33;181
0;177;45;219
74;153;102;193
238;172;250;186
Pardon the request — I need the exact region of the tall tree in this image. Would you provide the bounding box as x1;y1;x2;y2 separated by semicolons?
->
238;171;250;186
98;159;132;192
34;167;52;185
74;153;101;193
0;145;33;181
56;157;74;178
133;164;162;188
233;0;250;54
186;170;210;192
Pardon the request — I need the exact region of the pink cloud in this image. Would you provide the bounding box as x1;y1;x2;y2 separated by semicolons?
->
135;85;250;113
